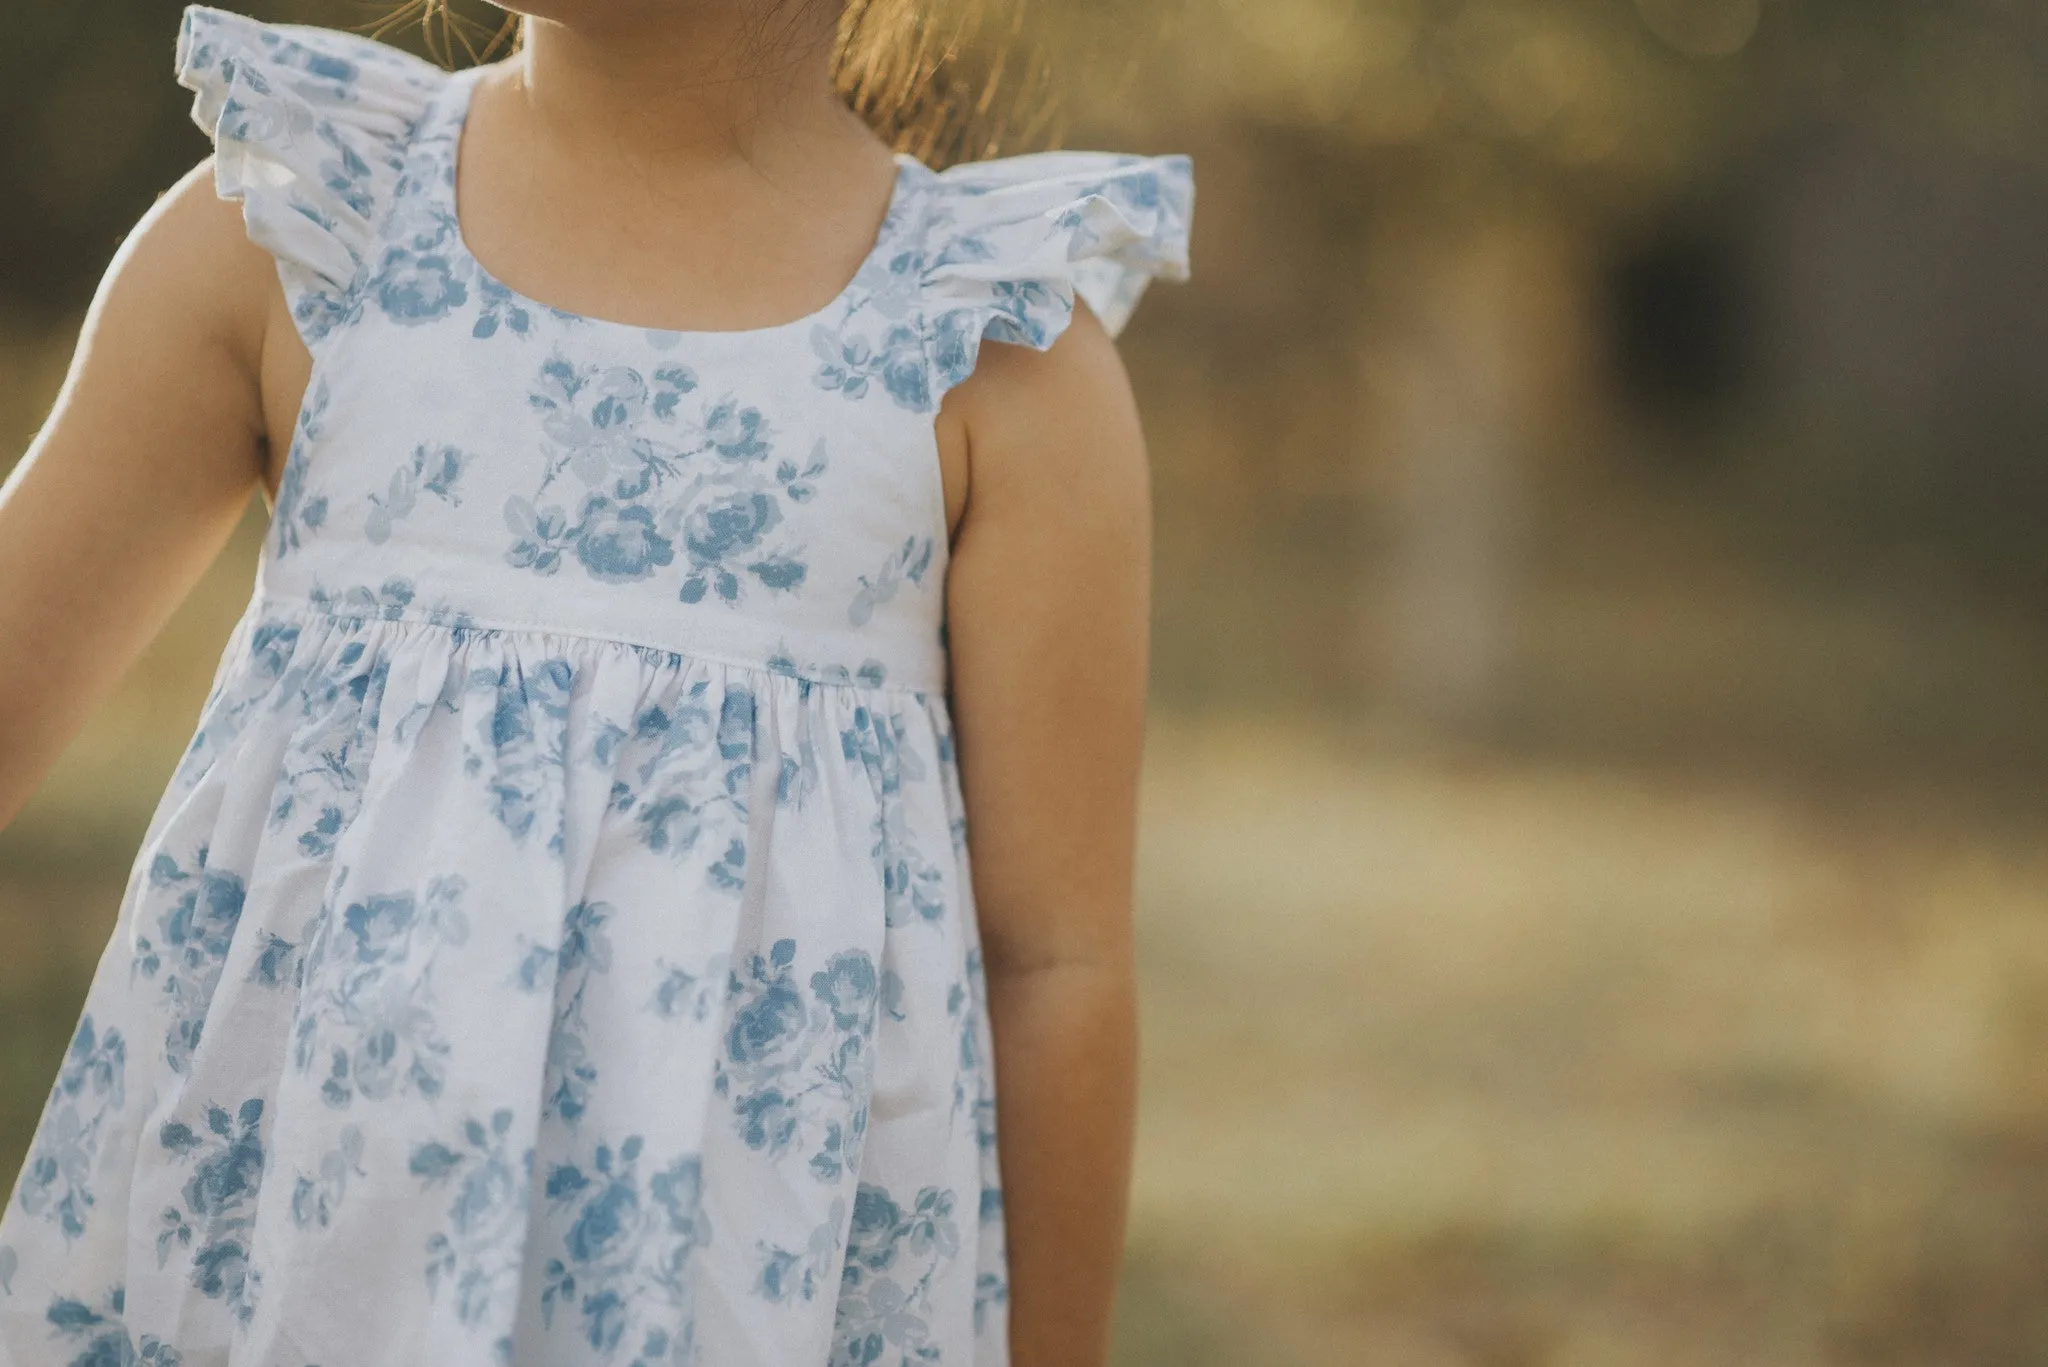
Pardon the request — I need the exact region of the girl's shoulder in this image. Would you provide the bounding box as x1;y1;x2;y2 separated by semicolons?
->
894;148;1195;402
173;5;451;343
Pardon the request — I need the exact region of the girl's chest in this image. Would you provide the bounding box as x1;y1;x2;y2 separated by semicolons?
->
250;313;955;691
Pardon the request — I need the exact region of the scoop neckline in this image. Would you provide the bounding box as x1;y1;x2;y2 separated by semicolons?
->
429;64;923;343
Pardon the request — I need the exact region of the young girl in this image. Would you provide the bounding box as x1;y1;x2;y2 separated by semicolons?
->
0;1;1190;1363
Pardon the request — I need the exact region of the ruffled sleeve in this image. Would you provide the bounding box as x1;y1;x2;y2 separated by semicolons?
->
918;150;1193;397
174;5;449;345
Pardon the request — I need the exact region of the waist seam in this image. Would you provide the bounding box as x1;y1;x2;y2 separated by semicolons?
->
251;592;947;697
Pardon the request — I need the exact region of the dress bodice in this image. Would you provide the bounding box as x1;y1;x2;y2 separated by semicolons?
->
174;5;1194;695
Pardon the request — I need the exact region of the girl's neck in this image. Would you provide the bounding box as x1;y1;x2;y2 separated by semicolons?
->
451;2;901;333
506;3;875;170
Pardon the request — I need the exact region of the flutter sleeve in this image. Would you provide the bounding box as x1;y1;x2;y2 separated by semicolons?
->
917;150;1194;400
174;4;449;345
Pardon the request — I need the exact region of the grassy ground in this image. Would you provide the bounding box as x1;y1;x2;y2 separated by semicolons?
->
1119;719;2048;1365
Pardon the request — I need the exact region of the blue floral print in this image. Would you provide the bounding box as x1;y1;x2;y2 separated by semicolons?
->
366;443;472;543
304;573;480;630
848;536;935;629
273;376;332;557
132;846;246;1076
646;954;725;1023
411;1108;535;1336
14;1016;126;1242
473;275;533;340
155;1098;267;1324
716;939;881;1184
520;898;617;1125
0;6;1188;1362
264;634;387;859
505;351;821;607
842;707;947;927
537;1135;713;1362
754;1195;845;1306
830;1183;964;1367
377;236;469;324
810;323;928;409
292;872;472;1110
289;1124;366;1230
461;657;579;854
613;683;754;883
41;1285;184;1367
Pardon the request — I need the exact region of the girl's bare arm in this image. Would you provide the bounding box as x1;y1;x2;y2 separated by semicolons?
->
0;159;276;832
942;300;1151;1367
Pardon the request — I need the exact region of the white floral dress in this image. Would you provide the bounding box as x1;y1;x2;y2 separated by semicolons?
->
0;8;1192;1366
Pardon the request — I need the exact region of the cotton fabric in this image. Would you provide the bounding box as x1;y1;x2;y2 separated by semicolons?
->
0;8;1191;1366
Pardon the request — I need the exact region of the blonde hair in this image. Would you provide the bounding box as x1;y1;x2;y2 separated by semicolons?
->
380;0;1053;165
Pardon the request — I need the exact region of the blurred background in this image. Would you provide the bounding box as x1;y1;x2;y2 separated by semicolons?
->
6;1;2048;1362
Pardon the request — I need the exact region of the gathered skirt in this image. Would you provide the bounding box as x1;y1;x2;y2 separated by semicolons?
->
0;600;1008;1366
